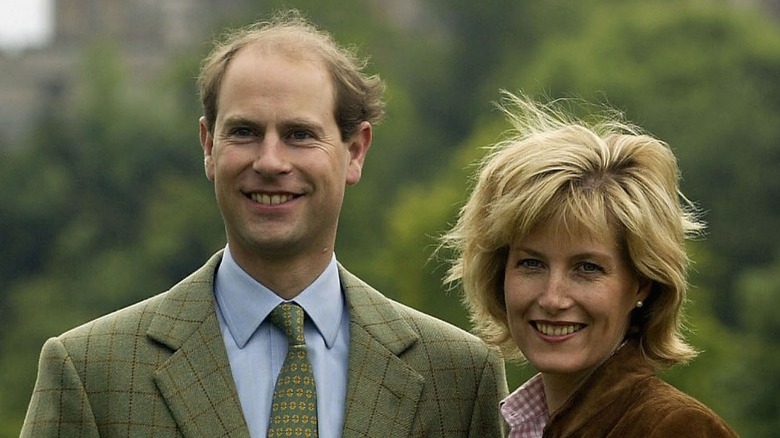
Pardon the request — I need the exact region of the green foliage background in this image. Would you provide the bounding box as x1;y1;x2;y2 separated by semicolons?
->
2;1;779;436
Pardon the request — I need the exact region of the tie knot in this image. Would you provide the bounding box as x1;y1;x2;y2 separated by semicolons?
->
269;302;306;346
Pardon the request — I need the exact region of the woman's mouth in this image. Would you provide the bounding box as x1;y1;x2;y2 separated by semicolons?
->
533;322;585;337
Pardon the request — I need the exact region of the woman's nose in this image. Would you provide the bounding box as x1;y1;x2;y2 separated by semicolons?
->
537;273;572;314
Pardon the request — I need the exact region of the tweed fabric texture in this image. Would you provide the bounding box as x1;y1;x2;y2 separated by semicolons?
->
268;303;318;437
339;269;508;437
21;251;508;437
20;267;247;437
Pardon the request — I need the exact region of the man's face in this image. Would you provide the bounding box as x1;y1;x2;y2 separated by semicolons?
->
200;47;371;270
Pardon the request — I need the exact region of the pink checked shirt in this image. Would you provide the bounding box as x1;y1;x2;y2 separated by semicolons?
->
500;374;548;438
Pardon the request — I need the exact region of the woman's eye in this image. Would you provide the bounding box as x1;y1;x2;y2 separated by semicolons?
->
580;262;602;273
519;259;542;269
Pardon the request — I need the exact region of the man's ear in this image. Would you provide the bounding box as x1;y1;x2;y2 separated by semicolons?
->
199;116;215;182
345;121;372;185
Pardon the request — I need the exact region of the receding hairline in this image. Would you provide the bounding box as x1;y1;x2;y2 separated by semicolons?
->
198;12;382;139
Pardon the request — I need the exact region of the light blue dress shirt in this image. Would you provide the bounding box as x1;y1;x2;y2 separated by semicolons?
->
214;246;350;438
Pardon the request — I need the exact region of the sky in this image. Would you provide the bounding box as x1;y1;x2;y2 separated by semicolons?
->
0;0;53;52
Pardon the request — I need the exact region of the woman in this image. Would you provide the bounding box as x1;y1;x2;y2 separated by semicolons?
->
441;92;738;437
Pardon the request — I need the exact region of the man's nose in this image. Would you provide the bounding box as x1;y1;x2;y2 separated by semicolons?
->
253;136;292;175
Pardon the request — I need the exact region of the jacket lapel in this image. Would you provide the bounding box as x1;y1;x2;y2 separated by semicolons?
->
339;267;425;438
148;252;250;438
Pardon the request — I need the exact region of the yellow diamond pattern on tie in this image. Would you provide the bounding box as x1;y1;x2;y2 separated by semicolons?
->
268;302;318;438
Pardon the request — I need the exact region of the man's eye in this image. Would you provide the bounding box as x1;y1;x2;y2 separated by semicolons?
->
233;127;253;136
288;130;314;141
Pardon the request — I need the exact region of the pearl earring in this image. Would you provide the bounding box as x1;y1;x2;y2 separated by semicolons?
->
636;301;644;308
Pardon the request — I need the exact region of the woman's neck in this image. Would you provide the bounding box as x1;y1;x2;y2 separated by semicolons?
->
541;339;630;413
541;370;590;414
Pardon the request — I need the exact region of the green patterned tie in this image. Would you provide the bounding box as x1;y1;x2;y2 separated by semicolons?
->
268;302;318;438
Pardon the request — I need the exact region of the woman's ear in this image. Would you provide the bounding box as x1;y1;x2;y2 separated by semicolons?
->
637;276;652;303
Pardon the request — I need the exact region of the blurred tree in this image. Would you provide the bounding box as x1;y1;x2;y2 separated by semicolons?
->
498;0;780;325
0;42;218;432
726;254;780;436
660;243;744;433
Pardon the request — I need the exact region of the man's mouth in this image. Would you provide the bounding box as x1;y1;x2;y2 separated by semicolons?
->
533;322;585;337
249;193;296;205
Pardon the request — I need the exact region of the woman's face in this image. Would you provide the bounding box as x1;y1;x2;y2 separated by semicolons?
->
503;220;649;383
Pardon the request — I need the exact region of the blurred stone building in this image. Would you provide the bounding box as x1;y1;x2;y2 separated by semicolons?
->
0;0;249;148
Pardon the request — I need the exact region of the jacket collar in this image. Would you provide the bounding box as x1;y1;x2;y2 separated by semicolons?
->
547;340;653;436
147;251;249;437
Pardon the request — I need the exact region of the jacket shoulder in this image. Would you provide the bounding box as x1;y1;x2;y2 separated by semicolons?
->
340;264;500;365
391;298;487;346
642;378;737;436
618;376;738;437
55;251;221;359
58;291;164;348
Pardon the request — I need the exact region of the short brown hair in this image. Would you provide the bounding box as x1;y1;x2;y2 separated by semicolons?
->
197;10;385;141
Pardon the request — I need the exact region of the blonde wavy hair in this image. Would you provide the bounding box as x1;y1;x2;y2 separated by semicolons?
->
441;92;705;368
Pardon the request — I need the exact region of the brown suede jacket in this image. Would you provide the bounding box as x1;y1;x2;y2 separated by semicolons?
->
542;340;739;437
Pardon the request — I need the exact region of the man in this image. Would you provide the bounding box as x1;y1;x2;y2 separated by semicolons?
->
22;11;507;437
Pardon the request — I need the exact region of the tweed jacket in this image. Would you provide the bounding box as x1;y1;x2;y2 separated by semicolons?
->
21;252;508;437
541;340;738;437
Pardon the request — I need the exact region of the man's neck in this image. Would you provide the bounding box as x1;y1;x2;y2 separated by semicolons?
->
231;247;334;300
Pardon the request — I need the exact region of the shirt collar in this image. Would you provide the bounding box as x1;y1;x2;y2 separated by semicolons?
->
214;246;344;349
501;373;549;431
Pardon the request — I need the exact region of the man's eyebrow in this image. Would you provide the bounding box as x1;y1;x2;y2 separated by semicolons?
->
280;118;327;135
220;116;264;130
282;118;322;129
